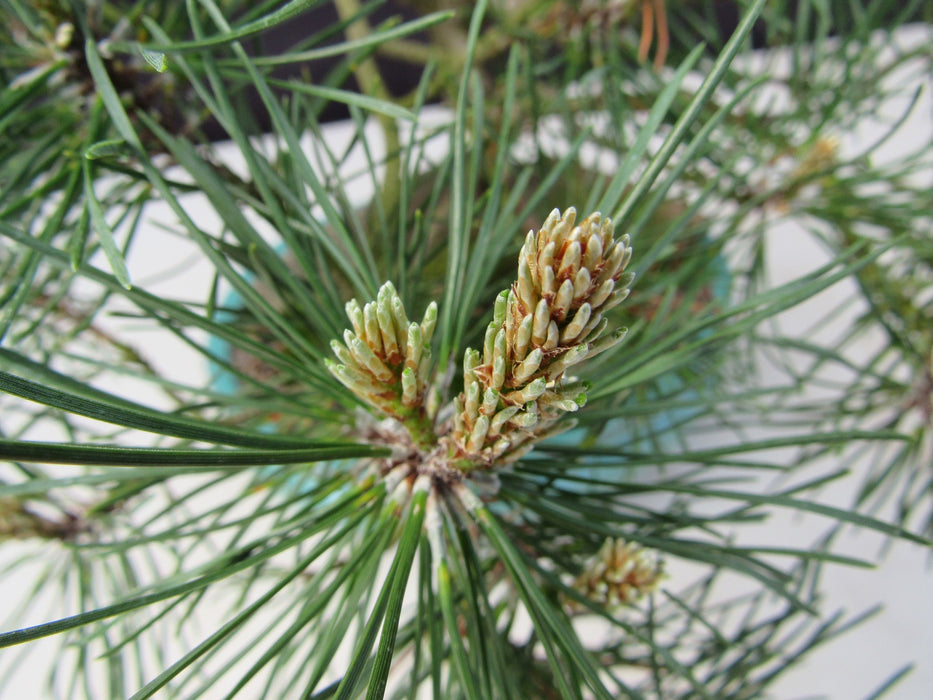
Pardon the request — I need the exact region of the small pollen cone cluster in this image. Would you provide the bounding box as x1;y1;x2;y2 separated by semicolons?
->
326;282;437;442
449;207;634;467
572;538;664;610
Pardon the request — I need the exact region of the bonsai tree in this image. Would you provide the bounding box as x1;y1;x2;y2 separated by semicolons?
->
1;0;930;697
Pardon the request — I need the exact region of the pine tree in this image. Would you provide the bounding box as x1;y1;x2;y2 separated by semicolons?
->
1;0;930;697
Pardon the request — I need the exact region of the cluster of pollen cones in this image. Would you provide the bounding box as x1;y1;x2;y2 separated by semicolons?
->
450;207;634;466
328;207;634;471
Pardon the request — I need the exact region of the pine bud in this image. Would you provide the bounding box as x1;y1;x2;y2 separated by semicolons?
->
327;282;437;445
448;207;634;467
